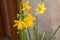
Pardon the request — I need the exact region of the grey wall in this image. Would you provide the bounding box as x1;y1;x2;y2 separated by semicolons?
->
24;0;60;40
29;0;52;40
49;0;60;40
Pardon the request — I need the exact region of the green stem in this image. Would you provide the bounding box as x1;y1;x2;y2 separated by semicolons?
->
21;29;23;40
33;16;39;40
18;30;21;40
19;1;22;14
23;30;28;40
50;26;60;40
18;30;23;40
27;28;31;40
36;16;38;32
36;16;39;40
18;0;24;40
46;32;48;40
33;27;38;40
21;29;24;40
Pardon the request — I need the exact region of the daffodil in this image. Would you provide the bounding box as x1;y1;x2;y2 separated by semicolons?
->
36;3;46;15
23;17;34;28
26;13;33;17
22;0;31;11
23;13;35;28
26;13;35;21
13;20;24;30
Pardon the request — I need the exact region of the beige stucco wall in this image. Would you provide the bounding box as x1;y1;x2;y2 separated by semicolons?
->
24;0;60;40
49;0;60;40
30;0;60;40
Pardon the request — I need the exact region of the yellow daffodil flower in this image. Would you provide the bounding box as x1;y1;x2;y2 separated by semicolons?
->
36;3;46;15
13;20;24;30
23;17;34;28
26;13;33;17
14;13;35;30
23;13;35;28
26;13;35;21
22;0;31;11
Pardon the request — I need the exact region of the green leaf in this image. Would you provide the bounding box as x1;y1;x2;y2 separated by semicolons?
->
50;26;60;40
41;32;45;40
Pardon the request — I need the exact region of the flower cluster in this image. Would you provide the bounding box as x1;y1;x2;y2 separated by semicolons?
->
14;0;35;30
13;0;60;40
14;0;46;30
14;13;35;30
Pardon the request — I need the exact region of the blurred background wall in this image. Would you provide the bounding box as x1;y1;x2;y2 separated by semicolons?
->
24;0;60;40
49;0;60;40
